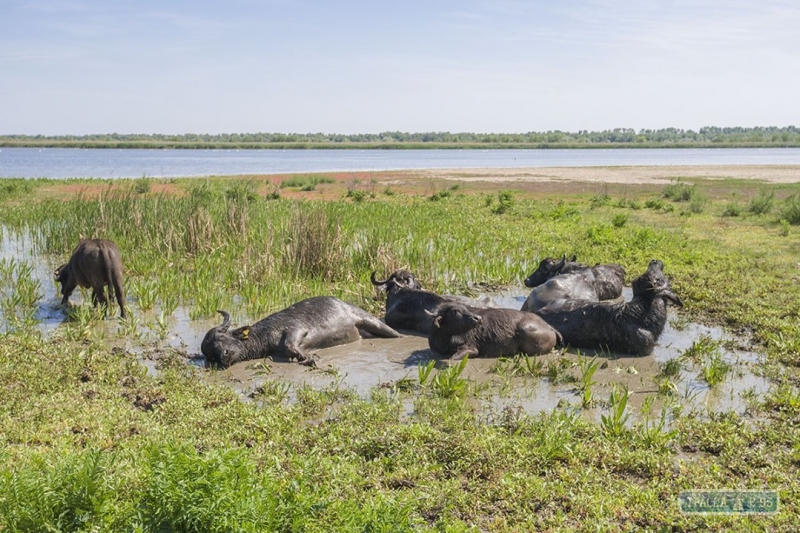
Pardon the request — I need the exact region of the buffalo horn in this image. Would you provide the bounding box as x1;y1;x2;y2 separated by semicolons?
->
370;271;389;286
661;289;683;308
216;310;232;332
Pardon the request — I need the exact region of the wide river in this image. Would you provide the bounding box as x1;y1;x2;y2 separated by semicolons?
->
2;147;800;179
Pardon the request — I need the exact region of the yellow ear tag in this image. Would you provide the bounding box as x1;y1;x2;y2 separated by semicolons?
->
241;327;250;340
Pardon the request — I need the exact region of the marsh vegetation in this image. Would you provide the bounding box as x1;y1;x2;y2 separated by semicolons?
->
0;175;798;531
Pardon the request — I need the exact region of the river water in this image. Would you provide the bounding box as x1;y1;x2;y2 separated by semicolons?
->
3;147;800;179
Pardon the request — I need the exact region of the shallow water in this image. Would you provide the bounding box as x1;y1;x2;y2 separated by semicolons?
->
4;147;800;179
196;287;769;421
0;227;771;420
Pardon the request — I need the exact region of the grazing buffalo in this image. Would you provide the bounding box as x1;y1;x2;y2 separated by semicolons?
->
535;259;682;356
55;239;126;318
521;255;625;313
371;270;451;334
426;302;561;360
201;296;402;368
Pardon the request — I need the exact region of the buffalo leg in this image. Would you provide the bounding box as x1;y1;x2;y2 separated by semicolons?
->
356;316;402;339
451;347;475;361
282;330;317;367
92;285;110;317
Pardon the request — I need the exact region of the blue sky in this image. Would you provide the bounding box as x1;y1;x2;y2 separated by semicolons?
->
1;0;798;134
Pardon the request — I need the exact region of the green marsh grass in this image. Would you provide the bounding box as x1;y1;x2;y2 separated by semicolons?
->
748;189;775;215
782;193;800;224
1;177;800;530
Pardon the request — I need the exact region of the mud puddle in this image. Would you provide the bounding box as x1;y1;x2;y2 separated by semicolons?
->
197;288;769;422
1;226;772;421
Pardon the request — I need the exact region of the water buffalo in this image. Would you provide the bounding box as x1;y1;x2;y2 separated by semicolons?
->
201;296;402;368
535;259;682;356
55;239;126;318
370;270;451;334
521;255;625;313
426;302;561;360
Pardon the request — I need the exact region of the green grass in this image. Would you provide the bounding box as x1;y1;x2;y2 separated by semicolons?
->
280;175;335;190
0;177;799;530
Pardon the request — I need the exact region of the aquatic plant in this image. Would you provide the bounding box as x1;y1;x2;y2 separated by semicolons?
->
601;385;631;437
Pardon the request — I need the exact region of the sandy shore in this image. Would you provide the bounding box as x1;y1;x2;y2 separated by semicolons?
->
413;165;800;184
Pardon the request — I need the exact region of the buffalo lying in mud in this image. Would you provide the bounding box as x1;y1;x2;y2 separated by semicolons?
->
371;270;453;334
55;239;126;318
521;254;625;313
201;296;402;368
426;302;561;360
535;259;682;356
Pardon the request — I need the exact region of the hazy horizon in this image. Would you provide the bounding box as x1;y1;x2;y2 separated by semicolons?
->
2;1;798;136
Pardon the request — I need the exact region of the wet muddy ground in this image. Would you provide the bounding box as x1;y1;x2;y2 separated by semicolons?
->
1;226;771;422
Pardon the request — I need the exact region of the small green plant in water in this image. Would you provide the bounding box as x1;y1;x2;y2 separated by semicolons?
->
702;353;731;387
417;359;436;386
659;357;683;378
154;311;170;340
681;334;722;363
432;356;470;398
577;355;600;408
250;380;291;403
601;385;631;437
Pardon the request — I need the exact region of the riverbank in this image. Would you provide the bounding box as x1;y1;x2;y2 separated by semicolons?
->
416;164;800;185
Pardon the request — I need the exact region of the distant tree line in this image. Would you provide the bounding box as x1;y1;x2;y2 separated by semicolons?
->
2;126;799;147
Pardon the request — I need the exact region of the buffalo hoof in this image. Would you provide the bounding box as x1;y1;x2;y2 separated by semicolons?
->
299;357;318;368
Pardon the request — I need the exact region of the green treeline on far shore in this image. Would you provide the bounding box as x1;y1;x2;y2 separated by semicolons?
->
2;126;800;149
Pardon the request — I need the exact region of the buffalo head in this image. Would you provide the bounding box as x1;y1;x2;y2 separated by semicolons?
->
632;260;683;307
201;310;250;368
371;270;423;292
524;254;576;288
54;263;76;299
426;303;482;334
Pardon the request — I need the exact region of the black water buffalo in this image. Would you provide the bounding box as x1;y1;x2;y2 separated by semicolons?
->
370;270;451;334
426;302;561;360
55;239;126;318
521;254;625;313
535;259;682;356
201;296;402;368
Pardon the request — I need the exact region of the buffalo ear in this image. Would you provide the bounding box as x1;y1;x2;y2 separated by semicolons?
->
232;326;250;340
433;316;441;329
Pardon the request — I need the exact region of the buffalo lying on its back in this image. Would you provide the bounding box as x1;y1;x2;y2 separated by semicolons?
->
536;259;682;356
201;296;402;368
521;254;625;313
427;302;561;360
55;239;126;318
